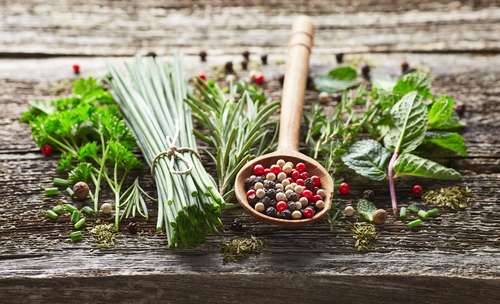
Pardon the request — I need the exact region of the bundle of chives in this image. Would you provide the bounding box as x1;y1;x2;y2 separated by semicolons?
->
109;56;223;248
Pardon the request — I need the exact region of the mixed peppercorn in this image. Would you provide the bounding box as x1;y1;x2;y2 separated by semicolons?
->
245;160;326;220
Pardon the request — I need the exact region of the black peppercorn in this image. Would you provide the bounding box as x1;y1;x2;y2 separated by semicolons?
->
230;218;243;231
241;60;248;71
263;180;275;189
265;206;277;217
455;104;466;117
245;177;256;190
248;195;259;207
335;53;344;64
287;192;299;202
304;178;314;190
401;61;410;74
242;50;250;61
361;64;370;80
199;50;207;62
332;94;342;102
255;176;264;183
261;196;272;207
362;190;375;200
281;209;292;219
288;202;299;211
225;61;234;74
145;51;157;58
261;54;268;65
266;189;276;199
127;222;138;234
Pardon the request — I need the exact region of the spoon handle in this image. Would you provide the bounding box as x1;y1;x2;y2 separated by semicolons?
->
277;16;315;152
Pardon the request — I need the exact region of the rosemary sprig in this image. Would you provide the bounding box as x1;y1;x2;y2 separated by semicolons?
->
187;80;279;202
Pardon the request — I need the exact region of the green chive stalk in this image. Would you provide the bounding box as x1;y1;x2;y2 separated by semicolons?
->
109;56;224;248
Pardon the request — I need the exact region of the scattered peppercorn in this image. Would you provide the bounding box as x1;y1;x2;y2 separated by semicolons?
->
230;218;243;231
41;144;53;157
455;103;466;117
338;182;350;195
401;61;410;74
412;184;423;196
335;53;344;64
260;54;268;65
100;202;113;215
242;50;250;61
362;189;375;200
198;71;207;81
241;60;249;71
72;64;80;75
73;181;90;201
344;205;355;217
145;51;157;58
253;73;265;85
318;91;329;104
127;221;138;234
199;50;207;62
224;61;234;74
361;64;370;80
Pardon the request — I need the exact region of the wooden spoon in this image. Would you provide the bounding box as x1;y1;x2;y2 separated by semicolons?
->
234;16;333;226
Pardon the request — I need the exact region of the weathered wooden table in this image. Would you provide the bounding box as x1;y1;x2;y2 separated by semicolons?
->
1;1;500;303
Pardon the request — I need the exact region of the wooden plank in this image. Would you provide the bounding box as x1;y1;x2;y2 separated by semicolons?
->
2;1;500;56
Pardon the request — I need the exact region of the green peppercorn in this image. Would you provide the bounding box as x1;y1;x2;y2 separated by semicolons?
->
71;210;81;224
80;206;95;216
45;210;58;221
74;218;86;230
52;204;66;215
69;231;83;242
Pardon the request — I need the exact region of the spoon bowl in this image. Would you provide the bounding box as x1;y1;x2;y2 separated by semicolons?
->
234;16;334;225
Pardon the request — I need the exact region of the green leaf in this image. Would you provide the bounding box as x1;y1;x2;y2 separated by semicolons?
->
394;153;462;180
68;162;93;184
383;91;427;153
424;131;467;156
393;72;432;99
356;199;377;222
342;139;391;181
313;75;358;93
428;96;454;129
328;66;357;81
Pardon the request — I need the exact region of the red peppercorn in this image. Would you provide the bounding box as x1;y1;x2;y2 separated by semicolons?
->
412;184;423;196
270;165;281;175
296;179;305;186
264;168;271;175
198;71;207;81
300;172;309;179
276;201;287;212
246;189;256;197
291;169;300;180
253;164;265;176
312;194;322;202
72;64;80;74
302;189;313;200
253;73;265;85
311;176;321;187
303;207;315;218
41;144;53;157
338;182;350;195
295;162;306;172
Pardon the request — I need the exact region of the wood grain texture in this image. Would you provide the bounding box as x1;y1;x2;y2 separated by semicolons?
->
2;1;500;302
2;1;500;57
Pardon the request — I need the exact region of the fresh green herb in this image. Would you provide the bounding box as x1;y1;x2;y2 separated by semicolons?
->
120;178;151;220
407;203;419;213
70;210;81;224
21;77;147;230
89;223;116;248
352;222;377;251
422;186;471;210
187;80;278;201
221;236;263;262
109;56;224;248
356;199;387;225
313;65;359;93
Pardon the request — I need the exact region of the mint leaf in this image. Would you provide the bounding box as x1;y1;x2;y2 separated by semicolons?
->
342;139;391;181
425;131;467;156
428;96;454;129
394;153;462;180
383;92;427;153
393;72;432;98
328;66;357;81
313;75;358;93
